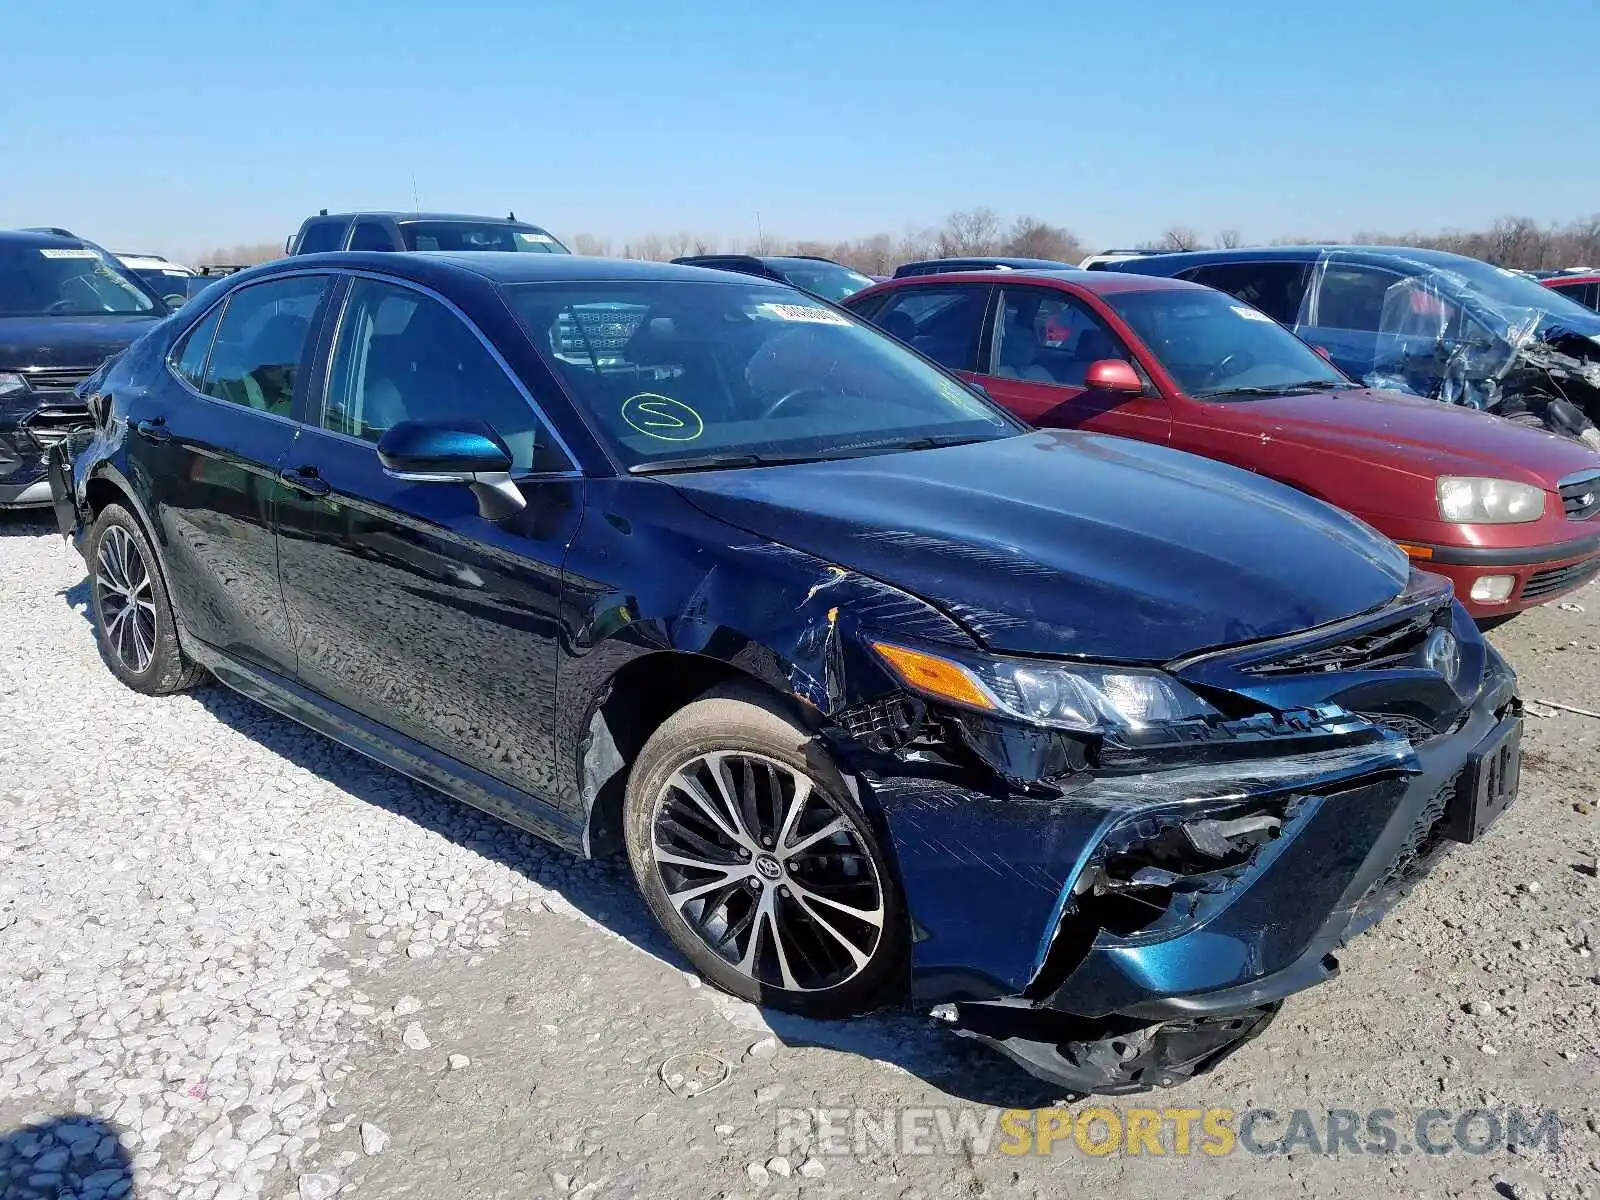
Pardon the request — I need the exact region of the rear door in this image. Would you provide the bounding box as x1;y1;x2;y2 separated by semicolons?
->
978;286;1170;442
127;272;334;675
273;273;582;811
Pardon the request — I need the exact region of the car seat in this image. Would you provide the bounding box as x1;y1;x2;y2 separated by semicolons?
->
993;321;1053;381
878;309;916;344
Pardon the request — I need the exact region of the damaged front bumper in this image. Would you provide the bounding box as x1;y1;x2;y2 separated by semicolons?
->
835;588;1522;1095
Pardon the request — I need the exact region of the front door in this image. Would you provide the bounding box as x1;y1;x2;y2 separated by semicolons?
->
127;273;333;676
979;287;1171;443
273;274;582;808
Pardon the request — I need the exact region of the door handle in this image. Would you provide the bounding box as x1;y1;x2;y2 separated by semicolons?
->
279;465;331;497
134;416;170;444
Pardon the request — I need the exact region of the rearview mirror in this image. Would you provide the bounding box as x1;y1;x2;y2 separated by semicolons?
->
377;419;526;521
1083;359;1143;395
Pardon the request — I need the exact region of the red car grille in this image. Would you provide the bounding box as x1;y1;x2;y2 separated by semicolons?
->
1522;557;1600;601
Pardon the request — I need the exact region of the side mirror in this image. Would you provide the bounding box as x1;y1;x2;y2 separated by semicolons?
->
377;419;527;521
1083;359;1143;395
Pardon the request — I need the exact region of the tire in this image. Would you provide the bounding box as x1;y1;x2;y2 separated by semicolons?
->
624;685;905;1018
86;503;207;695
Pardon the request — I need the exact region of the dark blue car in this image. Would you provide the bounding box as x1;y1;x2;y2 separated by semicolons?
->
1094;245;1600;443
50;251;1521;1095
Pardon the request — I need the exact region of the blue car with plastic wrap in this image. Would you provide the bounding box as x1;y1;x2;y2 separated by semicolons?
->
49;251;1522;1095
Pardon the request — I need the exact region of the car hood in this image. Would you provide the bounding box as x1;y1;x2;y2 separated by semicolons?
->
667;431;1411;661
1215;387;1600;482
0;315;163;370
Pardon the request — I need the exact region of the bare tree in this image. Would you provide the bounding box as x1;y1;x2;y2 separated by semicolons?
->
197;242;283;266
936;208;1002;257
1001;216;1084;263
1215;229;1242;249
570;233;612;257
1153;226;1204;252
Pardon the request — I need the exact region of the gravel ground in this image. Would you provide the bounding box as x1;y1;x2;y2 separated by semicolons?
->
1;510;1597;1200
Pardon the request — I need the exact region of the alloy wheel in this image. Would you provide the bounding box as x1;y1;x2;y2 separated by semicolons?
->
95;525;157;674
651;752;885;992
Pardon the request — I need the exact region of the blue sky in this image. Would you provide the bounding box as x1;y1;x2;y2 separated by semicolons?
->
4;0;1597;260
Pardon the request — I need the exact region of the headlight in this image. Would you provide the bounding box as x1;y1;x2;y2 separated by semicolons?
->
0;372;27;399
870;641;1219;733
1436;476;1545;523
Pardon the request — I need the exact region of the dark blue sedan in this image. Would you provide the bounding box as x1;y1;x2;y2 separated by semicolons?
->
50;251;1521;1095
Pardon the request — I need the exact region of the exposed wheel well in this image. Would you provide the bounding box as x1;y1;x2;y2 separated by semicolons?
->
581;652;804;857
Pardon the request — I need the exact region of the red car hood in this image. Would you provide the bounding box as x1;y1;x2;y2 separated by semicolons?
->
1222;387;1600;483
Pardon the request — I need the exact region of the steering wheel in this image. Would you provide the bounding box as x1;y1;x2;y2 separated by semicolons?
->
45;299;79;315
1199;351;1256;390
762;385;838;420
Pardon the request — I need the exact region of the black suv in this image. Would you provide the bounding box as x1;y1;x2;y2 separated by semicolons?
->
287;211;570;256
0;228;168;508
670;254;874;301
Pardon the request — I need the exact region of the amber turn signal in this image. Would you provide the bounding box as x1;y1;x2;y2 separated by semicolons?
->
869;642;996;711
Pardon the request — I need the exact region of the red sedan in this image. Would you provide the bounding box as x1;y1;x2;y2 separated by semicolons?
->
846;270;1600;618
1539;271;1600;311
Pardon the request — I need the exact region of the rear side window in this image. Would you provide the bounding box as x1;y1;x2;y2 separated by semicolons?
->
201;276;330;416
867;285;990;370
170;303;224;390
295;220;350;254
1183;262;1310;325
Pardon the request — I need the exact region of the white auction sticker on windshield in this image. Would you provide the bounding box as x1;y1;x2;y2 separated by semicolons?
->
39;248;99;259
1231;304;1273;322
758;303;850;325
516;231;554;243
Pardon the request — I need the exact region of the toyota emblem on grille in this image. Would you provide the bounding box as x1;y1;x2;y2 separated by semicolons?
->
1422;628;1461;686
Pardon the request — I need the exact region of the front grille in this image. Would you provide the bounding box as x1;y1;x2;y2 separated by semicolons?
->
1522;557;1600;601
20;367;92;393
1238;608;1439;677
22;406;92;448
1356;712;1438;743
1559;469;1600;520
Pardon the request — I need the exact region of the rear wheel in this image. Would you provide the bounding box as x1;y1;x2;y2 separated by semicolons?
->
623;687;904;1018
86;504;207;695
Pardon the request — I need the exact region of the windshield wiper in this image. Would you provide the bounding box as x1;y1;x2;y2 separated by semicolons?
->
1193;380;1346;399
629;434;996;475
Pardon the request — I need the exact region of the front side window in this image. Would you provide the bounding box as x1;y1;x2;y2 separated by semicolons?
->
864;285;989;370
398;222;569;254
201;275;330;416
348;222;393;252
1105;287;1350;399
170;302;224;390
295;220;349;255
506;279;1018;469
1183;262;1310;325
775;262;874;302
0;243;159;317
992;288;1140;388
322;278;570;472
1313;264;1406;332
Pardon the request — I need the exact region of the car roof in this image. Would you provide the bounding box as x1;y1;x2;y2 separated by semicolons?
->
898;256;1079;272
277;250;767;286
1103;244;1495;272
867;268;1209;296
307;212;550;226
0;228;92;250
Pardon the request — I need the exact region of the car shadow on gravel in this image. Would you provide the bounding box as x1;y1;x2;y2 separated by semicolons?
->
180;680;1067;1108
0;1114;131;1199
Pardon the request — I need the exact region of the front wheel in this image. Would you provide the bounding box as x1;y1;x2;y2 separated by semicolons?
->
624;687;905;1018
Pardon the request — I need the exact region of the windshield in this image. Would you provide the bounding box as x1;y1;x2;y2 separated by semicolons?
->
1106;287;1349;398
1425;254;1599;322
0;244;161;317
131;267;194;304
399;222;569;254
504;280;1020;468
775;262;875;302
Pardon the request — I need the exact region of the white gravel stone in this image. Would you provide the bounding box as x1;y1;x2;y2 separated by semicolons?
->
401;1023;431;1050
746;1162;771;1187
392;996;422;1017
447;1053;471;1071
298;1174;341;1200
360;1122;390;1155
